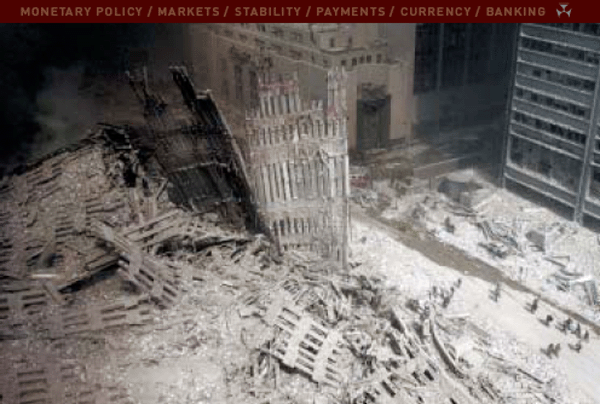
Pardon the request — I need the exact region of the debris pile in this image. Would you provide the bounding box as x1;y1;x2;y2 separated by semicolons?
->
227;267;567;404
377;170;600;323
0;72;584;404
0;135;572;403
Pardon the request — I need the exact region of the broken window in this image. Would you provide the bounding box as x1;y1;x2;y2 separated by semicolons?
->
590;167;600;201
512;110;587;145
582;23;600;36
517;63;596;92
330;38;335;48
366;55;372;63
341;59;347;67
352;58;357;66
510;136;581;191
515;88;592;121
521;36;600;65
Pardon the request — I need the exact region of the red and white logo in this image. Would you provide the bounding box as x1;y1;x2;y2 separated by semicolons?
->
557;3;571;17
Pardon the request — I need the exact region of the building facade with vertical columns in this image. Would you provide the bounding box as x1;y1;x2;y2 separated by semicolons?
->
502;23;600;224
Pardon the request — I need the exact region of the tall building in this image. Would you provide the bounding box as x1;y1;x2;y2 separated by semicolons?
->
502;23;600;224
182;24;515;163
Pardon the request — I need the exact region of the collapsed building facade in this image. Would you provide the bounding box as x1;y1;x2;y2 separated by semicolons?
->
245;69;350;266
502;23;600;225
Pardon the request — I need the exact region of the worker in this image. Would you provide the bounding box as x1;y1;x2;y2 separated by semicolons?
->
574;323;582;338
554;343;561;357
530;297;539;314
582;330;590;342
543;314;553;326
491;282;501;302
442;294;452;308
546;343;555;357
569;341;582;353
565;317;572;331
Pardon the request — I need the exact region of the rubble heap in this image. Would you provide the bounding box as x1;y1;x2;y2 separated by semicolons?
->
0;73;575;404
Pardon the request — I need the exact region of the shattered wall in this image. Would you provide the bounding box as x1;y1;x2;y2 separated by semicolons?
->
245;69;350;266
126;67;259;229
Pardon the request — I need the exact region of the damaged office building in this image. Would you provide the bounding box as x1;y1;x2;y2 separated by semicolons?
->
502;23;600;226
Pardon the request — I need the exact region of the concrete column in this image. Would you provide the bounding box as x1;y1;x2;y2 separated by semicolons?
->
500;24;521;188
574;63;600;223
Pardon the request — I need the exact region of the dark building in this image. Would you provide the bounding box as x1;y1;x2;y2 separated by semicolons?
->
502;23;600;223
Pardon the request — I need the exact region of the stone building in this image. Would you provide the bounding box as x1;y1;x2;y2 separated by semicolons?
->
137;23;516;168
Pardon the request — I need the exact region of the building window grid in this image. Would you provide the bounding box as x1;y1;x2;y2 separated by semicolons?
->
517;64;596;93
544;23;600;37
509;135;582;193
512;111;587;145
520;36;600;65
514;86;590;120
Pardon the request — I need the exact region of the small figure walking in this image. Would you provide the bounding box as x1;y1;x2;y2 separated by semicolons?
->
490;282;501;302
583;330;590;342
545;343;555;358
542;314;554;326
557;317;571;333
442;294;452;308
530;297;539;314
519;266;525;282
574;323;582;338
554;343;561;357
565;318;572;331
569;341;582;353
